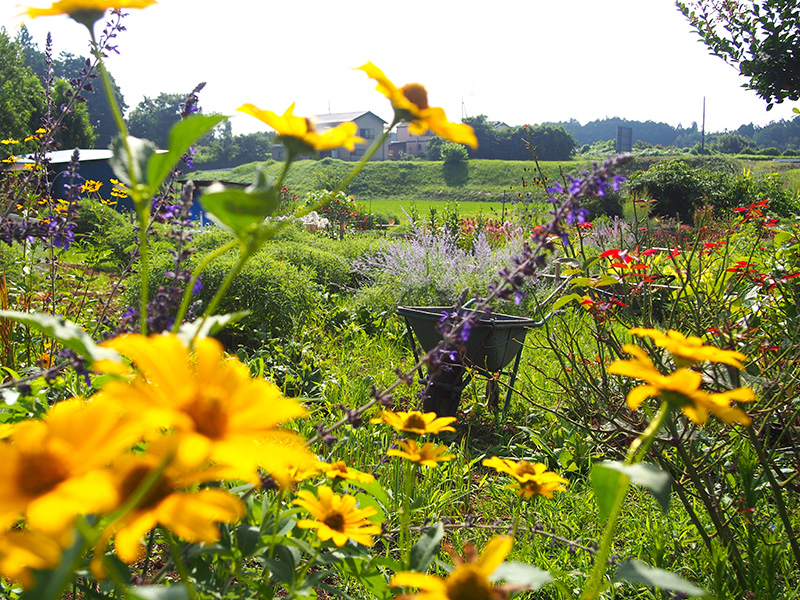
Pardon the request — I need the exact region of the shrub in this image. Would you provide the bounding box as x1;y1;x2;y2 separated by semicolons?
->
440;141;469;165
626;160;724;221
264;242;353;290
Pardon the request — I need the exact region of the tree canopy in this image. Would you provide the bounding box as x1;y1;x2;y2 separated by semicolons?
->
677;0;800;109
126;92;188;148
0;28;46;151
461;116;576;160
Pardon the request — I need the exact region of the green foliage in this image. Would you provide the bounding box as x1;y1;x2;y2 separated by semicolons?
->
0;28;45;150
626;160;722;220
264;241;354;290
678;0;800;109
126;92;189;148
51;79;96;149
440;141;468;165
198;248;322;342
462;115;577;160
713;132;755;154
193;120;274;169
75;199;137;267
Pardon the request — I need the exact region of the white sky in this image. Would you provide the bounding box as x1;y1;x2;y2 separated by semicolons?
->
3;0;798;136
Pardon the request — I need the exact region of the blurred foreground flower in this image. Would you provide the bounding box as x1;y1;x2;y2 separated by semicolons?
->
482;457;567;499
97;333;314;484
388;440;455;467
609;344;754;425
371;410;456;435
391;536;515;600
293;485;380;547
19;0;156;29
629;327;746;369
238;103;363;157
91;435;244;577
0;396;143;534
357;62;477;149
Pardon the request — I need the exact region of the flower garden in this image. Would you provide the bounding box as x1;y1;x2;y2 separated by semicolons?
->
1;2;800;600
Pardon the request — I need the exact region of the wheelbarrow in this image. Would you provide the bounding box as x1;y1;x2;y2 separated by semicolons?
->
397;304;542;419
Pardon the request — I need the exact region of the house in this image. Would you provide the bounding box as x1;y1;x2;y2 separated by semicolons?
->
272;111;390;161
388;123;436;159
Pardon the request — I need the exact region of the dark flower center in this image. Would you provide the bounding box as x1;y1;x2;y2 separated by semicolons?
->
185;393;229;440
19;451;69;497
404;414;427;430
323;511;346;532
401;84;429;110
445;565;493;600
120;465;175;510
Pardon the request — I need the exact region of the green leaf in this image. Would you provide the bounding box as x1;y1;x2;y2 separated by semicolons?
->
148;114;226;192
200;169;280;238
22;532;85;600
177;311;250;346
357;478;391;508
408;522;444;572
110;135;157;188
0;310;120;364
491;562;553;590
614;559;707;597
124;584;191;600
592;462;671;519
552;293;582;311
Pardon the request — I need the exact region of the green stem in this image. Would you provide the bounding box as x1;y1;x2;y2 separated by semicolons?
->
171;238;239;334
401;457;413;558
267;489;286;561
332;121;397;197
136;205;150;334
290;546;321;598
162;527;200;600
580;401;671;600
193;246;251;335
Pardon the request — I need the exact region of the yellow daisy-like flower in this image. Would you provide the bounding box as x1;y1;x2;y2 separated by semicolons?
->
91;435;244;577
238;103;364;156
0;396;143;534
293;485;380;547
357;62;478;149
387;440;455;467
370;410;457;435
0;527;65;589
96;333;314;484
482;457;567;499
18;0;156;29
266;459;320;492
81;179;102;194
629;327;746;369
319;460;375;484
608;344;754;426
391;536;513;600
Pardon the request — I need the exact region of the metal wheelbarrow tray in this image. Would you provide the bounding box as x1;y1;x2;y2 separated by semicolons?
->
397;305;540;418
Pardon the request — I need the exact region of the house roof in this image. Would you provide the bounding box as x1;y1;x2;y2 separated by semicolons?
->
314;111;387;126
15;149;114;164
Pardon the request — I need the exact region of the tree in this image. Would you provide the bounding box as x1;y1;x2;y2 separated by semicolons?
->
17;30;128;149
0;28;45;150
713;132;755;153
126;92;188;148
677;0;800;109
51;78;96;149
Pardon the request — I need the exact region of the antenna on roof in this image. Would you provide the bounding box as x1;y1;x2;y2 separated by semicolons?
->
461;99;468;120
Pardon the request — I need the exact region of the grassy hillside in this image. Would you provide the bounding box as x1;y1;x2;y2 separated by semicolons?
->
188;155;793;203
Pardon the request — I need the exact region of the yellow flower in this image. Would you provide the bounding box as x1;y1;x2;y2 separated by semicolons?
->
0;527;65;589
91;435;244;577
319;460;375;484
97;333;314;484
293;485;380;547
81;179;103;194
1;139;20;145
238;103;364;156
266;460;320;492
629;327;746;369
608;344;754;426
19;0;156;29
482;457;567;499
391;536;513;600
357;62;477;149
0;396;142;533
371;410;456;435
387;440;455;467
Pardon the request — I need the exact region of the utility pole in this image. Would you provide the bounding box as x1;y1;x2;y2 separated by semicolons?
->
701;97;706;154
